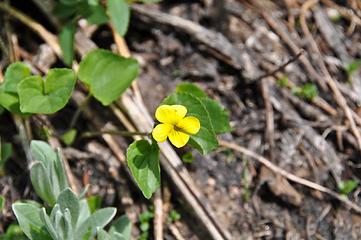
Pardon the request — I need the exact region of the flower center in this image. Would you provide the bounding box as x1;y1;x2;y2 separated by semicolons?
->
174;125;183;132
173;125;191;135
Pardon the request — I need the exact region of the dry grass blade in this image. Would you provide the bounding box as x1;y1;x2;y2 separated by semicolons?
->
0;3;61;56
320;0;361;26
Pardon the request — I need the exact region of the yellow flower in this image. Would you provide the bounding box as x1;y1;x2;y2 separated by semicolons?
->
152;105;200;148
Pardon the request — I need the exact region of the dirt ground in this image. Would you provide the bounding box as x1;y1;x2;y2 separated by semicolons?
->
1;0;361;239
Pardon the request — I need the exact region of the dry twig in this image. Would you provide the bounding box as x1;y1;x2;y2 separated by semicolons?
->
261;79;275;160
256;50;304;81
300;0;361;150
219;140;361;213
0;3;61;56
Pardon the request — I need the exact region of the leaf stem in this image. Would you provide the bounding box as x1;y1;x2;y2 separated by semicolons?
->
12;115;32;164
69;93;92;129
80;130;150;138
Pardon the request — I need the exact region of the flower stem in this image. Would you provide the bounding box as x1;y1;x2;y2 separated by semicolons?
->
69;93;92;129
80;130;150;138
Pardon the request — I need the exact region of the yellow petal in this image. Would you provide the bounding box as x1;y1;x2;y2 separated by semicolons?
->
155;105;187;124
176;116;200;135
168;129;190;148
152;123;173;142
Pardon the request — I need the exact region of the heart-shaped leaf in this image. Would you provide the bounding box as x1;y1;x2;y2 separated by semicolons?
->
17;68;76;114
126;140;160;199
0;89;22;114
3;62;31;93
0;62;31;114
176;82;231;134
201;98;231;134
78;49;139;105
162;92;218;154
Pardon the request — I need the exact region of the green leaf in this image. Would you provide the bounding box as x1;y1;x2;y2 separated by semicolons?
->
76;199;91;229
176;82;207;98
87;195;102;213
78;49;139;105
86;4;109;24
75;207;116;239
277;76;289;88
60;128;77;145
31;140;56;169
63;209;73;240
109;215;132;240
292;83;318;101
0;224;27;240
168;209;181;223
0;195;4;212
30;141;69;205
60;0;84;5
345;59;361;76
30;162;57;205
338;180;359;195
12;203;52;240
54;149;69;192
54;2;83;19
57;188;80;226
55;0;108;25
201;98;231;133
89;207;117;228
3;62;31;93
17;68;76;114
176;82;231;133
163;92;218;154
0;62;33;114
136;0;162;3
139;210;153;223
108;0;130;36
59;22;76;66
53;210;65;240
181;152;194;163
0;87;22;114
126;140;160;199
97;229;111;240
301;83;318;100
140;222;149;232
39;208;58;240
